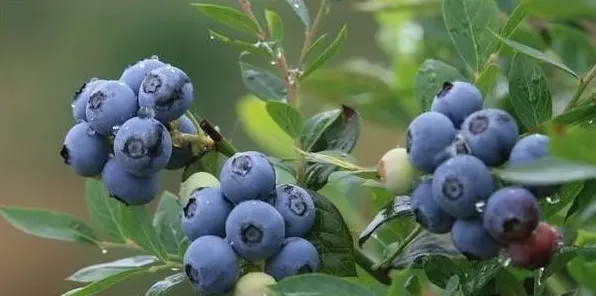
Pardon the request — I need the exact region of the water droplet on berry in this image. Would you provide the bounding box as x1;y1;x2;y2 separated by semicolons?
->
138;61;146;69
76;119;86;124
150;55;159;60
89;77;99;82
546;194;560;204
209;35;215;40
137;106;155;119
475;201;486;213
86;126;97;136
497;250;511;267
70;103;76;109
101;249;108;254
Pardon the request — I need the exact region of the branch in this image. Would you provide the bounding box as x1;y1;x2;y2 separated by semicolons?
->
564;62;596;111
372;225;423;272
354;249;392;285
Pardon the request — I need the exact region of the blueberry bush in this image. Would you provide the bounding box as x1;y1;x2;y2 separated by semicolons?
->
3;0;596;295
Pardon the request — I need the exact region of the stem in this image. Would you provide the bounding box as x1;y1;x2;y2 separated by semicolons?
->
236;0;266;40
199;119;238;157
372;225;423;272
564;62;596;111
354;249;392;285
297;0;329;67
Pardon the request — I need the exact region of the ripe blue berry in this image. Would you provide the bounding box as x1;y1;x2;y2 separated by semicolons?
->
225;200;285;261
451;218;501;260
219;151;276;204
411;179;455;234
508;134;560;198
432;155;495;219
460;108;519;167
184;235;239;294
138;65;193;123
431;81;483;128
406;112;457;173
101;158;159;205
119;57;166;95
113;117;173;176
85;80;138;135
166;115;198;170
265;237;320;281
72;79;107;122
181;187;233;241
269;184;316;238
60;121;109;177
483;187;540;243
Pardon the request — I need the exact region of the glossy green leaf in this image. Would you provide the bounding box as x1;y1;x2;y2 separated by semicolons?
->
541;182;583;220
523;0;596;19
492;31;579;78
544;245;596;277
508;53;552;129
494;158;596;185
495;269;528;296
300;24;348;82
285;0;311;28
207;30;269;57
265;101;303;139
272;274;369;295
495;3;528;54
567;180;596;221
0;206;98;245
265;10;283;43
84;178;125;243
61;267;150;296
119;205;168;261
415;59;465;111
179;172;220;205
299;150;360;171
303;34;328;63
239;60;287;101
145;272;186;296
392;231;461;269
152;192;185;254
550;24;596;74
475;62;499;98
549;105;596;127
442;0;501;72
550;126;596;166
192;4;260;36
67;256;158;283
305;190;357;277
359;195;414;247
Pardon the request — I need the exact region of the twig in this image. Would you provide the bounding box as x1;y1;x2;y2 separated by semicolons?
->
564;62;596;111
372;225;423;272
297;0;329;67
354;249;392;285
199;119;238;157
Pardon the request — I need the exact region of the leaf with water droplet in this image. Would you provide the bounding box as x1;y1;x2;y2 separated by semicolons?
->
541;182;583;220
548;104;596;127
392;231;461;269
60;266;152;296
358;195;414;247
239;59;287;102
300;24;348;82
285;0;311;28
207;30;270;57
192;4;261;36
414;59;465;111
67;256;158;283
145;272;186;296
508;53;552;129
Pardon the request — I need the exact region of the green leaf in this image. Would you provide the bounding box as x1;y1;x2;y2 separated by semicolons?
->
392;231;461;269
67;256;158;283
84;178;126;243
508;53;552;129
550;126;596;166
443;275;464;296
523;0;596;19
541;182;583;220
359;196;414;247
61;267;150;296
182;150;221;182
285;0;311;28
239;60;287;101
442;0;501;72
192;4;260;36
491;31;579;78
305;190;357;277
303;34;328;62
415;59;465;111
567;180;596;221
410;255;466;288
550;24;596;74
145;272;186;296
207;30;269;57
387;269;413;296
152;192;185;254
119;205;169;261
266;101;303;139
0;206;98;245
460;261;502;295
342;277;388;296
300;24;348;82
495;269;528;296
179;172;220;205
265;10;283;43
493;158;596;185
299;150;360;171
549;105;596;127
544;245;596;277
272;274;369;295
475;61;499;98
495;4;529;54
237;95;296;158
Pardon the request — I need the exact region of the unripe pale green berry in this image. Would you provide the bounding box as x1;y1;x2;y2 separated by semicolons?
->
233;272;276;296
377;147;418;194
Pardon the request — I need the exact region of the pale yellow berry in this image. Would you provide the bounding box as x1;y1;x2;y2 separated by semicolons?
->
233;272;277;296
377;147;418;195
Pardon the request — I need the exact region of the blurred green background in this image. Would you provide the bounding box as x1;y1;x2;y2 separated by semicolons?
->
0;0;393;294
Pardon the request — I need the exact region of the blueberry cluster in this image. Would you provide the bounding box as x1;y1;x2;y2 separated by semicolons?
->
181;151;321;295
407;81;561;267
61;57;199;205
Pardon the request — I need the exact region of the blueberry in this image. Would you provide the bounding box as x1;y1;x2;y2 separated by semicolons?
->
184;235;239;294
166;115;198;170
181;187;233;241
411;179;455;234
508;134;560;198
268;184;316;237
460;108;519;167
451;218;502;260
507;222;561;269
432;155;495;219
101;158;159;205
60;122;109;177
431;81;483;128
233;272;276;296
406;112;457;173
113;117;172;176
71;79;107;122
483;187;540;244
219;151;276;204
119;57;166;95
265;237;320;281
138;65;193;123
85;80;138;135
225;200;285;261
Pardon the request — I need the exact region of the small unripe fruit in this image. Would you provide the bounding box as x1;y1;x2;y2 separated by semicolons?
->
233;272;276;296
377;147;418;194
507;222;561;269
